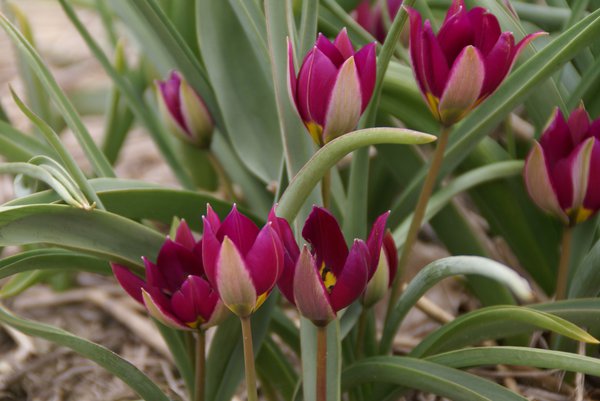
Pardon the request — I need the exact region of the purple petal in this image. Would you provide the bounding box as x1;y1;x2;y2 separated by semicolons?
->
540;109;573;166
437;6;475;64
480;32;514;98
366;211;390;279
245;225;284;296
329;240;370;312
171;275;219;328
421;21;450;98
205;203;221;231
293;246;336;325
217;205;260;256
316;33;345;66
175;220;196;250
568;105;591;144
354;42;377;112
566;137;595;212
322;57;363;143
524;141;568;224
470;11;501;55
111;263;145;304
296;47;338;126
202;215;221;288
302;206;349;276
142;288;190;330
407;8;428;96
157;71;186;130
268;208;300;305
444;0;466;24
383;230;398;285
510;32;547;68
216;236;257;317
156;239;203;288
438;46;485;125
583;139;600;214
334;28;354;60
143;257;169;291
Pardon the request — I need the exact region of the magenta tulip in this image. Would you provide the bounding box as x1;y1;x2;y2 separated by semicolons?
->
524;106;600;226
353;0;403;43
278;206;389;326
288;29;376;146
202;205;285;317
362;230;398;307
408;0;544;126
156;71;214;148
112;220;227;331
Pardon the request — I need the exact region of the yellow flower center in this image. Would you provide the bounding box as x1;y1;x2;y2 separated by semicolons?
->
569;207;593;225
306;121;324;146
319;262;337;293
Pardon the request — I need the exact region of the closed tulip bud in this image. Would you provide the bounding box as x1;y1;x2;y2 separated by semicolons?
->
362;230;398;308
202;204;284;317
278;206;389;326
288;29;376;146
156;71;214;149
524;106;600;226
353;0;403;43
407;0;545;126
111;220;228;331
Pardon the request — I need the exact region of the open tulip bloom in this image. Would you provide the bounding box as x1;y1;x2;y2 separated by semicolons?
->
408;0;545;126
524;106;600;226
288;29;376;146
353;0;403;43
112;220;227;331
202;204;284;318
278;206;389;326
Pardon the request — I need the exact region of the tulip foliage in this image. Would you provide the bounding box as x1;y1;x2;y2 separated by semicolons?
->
1;0;600;401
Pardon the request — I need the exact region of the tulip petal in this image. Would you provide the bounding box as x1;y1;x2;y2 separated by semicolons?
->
480;32;514;97
584;139;600;212
444;0;466;24
157;71;186;130
302;206;348;275
567;137;595;213
322;57;363;143
156;239;202;286
142;288;190;330
175;220;196;251
245;225;284;295
218;205;260;255
293;246;336;325
179;80;213;144
511;32;547;67
205;203;221;230
438;45;485;125
143;257;170;292
300;47;339;126
111;263;145;304
362;247;391;308
437;7;475;63
383;230;398;285
202;300;229;329
334;28;354;60
540;109;573;165
524;141;568;223
316;33;345;66
407;8;433;97
366;211;390;278
216;236;257;317
354;42;377;112
329;240;370;312
268;208;299;305
202;215;221;287
171;275;219;328
471;11;502;55
568;106;591;144
422;21;450;97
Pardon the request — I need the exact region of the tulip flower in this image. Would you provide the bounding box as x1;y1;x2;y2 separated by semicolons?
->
288;29;376;146
156;71;214;148
202;204;284;318
524;106;600;226
408;0;544;126
278;206;388;326
362;230;398;308
353;0;403;43
111;220;227;331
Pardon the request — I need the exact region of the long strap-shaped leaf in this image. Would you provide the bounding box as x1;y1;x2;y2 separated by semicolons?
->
0;304;170;401
342;356;527;401
0;13;114;178
388;7;600;227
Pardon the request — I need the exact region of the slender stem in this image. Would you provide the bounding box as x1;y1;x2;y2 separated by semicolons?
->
555;226;573;300
241;316;258;401
322;169;331;209
207;151;236;201
355;308;368;358
317;324;328;401
387;126;451;315
194;330;206;401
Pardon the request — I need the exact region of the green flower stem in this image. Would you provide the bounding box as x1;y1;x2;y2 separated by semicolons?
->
317;324;328;401
355;308;368;358
277;128;436;222
207;151;236;201
194;330;206;401
241;316;258;401
322;169;331;209
556;226;573;300
387;126;451;315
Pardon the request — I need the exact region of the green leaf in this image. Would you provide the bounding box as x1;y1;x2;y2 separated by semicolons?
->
277;127;436;222
0;119;55;162
343;356;527;401
0;13;114;178
0;270;47;298
256;337;298;401
196;0;283;183
568;238;600;298
0;204;164;267
0;305;170;401
389;7;600;228
380;256;532;354
410;305;598;358
298;0;319;57
429;346;600;377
